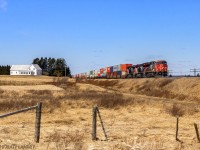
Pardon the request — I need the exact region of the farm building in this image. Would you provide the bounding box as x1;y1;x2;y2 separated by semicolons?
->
10;64;42;76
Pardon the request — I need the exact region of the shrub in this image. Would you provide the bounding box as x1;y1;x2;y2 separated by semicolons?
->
166;103;185;117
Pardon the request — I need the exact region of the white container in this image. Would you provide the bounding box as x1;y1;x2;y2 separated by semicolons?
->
113;65;120;72
103;67;107;74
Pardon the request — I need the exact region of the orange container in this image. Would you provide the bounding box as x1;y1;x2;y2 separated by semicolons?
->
106;72;111;78
100;68;104;74
120;64;132;71
107;67;111;73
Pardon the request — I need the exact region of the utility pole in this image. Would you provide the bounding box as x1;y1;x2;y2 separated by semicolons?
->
190;68;200;76
65;66;66;77
168;70;173;76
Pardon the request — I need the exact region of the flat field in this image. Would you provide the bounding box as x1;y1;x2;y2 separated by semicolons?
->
0;76;200;149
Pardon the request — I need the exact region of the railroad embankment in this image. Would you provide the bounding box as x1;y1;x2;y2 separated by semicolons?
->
80;78;200;101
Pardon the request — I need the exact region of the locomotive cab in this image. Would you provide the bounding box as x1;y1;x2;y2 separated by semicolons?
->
154;60;168;76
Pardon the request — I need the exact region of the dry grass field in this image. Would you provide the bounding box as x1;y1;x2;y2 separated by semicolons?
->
0;76;200;149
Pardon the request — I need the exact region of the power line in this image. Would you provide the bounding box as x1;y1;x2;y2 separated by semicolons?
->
190;68;200;76
168;70;173;75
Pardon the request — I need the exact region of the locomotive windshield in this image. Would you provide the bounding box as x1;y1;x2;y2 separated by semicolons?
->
155;61;167;65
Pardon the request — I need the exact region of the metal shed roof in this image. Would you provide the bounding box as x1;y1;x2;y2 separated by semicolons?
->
10;64;42;71
10;65;31;71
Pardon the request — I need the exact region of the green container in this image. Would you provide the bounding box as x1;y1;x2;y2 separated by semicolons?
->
90;70;93;75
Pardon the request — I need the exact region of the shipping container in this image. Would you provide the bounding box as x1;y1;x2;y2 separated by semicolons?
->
87;71;90;76
94;70;98;74
100;68;104;74
90;70;93;75
103;67;107;74
110;66;113;73
117;71;122;76
106;72;111;78
90;74;94;78
110;72;114;78
116;71;121;79
113;72;117;78
113;65;120;72
97;70;100;78
101;73;107;78
107;67;111;73
94;70;99;78
107;66;114;73
120;64;132;72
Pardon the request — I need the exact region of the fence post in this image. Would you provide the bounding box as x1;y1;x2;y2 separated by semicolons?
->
96;107;108;141
176;117;179;141
35;102;42;143
92;106;97;140
194;123;200;142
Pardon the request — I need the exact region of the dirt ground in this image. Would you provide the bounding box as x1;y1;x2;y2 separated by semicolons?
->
0;76;200;150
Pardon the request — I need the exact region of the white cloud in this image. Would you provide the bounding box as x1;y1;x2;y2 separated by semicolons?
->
0;0;7;11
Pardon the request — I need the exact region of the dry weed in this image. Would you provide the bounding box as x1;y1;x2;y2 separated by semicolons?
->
46;130;85;150
166;103;185;117
164;103;199;117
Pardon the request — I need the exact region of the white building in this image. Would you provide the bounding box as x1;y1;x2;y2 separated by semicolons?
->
10;64;42;76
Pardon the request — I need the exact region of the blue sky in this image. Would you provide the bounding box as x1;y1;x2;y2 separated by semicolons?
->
0;0;200;75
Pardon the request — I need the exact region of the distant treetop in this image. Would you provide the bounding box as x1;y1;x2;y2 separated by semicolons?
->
32;57;71;77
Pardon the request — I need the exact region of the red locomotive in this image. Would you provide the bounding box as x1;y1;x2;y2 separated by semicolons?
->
127;60;168;78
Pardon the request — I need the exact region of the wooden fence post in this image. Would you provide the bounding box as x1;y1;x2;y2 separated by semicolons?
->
92;106;97;140
96;107;108;141
194;123;200;142
176;117;179;141
35;102;42;143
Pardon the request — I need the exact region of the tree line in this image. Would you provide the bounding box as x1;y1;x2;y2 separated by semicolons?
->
32;57;71;77
0;65;11;75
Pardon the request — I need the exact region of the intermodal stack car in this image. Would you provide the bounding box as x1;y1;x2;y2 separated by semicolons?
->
75;60;168;79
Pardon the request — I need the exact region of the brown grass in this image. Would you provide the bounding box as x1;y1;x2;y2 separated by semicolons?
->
66;90;137;108
77;79;118;88
80;78;200;102
46;130;85;150
165;103;199;117
1;76;200;149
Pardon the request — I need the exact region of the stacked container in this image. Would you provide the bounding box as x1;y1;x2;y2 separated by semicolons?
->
98;70;101;78
87;71;90;78
89;70;94;78
113;65;120;72
107;66;113;73
101;67;107;78
106;66;114;78
74;63;133;79
120;64;132;78
112;65;120;78
100;68;104;74
94;70;98;78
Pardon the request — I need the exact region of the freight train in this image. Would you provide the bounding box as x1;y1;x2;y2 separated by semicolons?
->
75;60;168;79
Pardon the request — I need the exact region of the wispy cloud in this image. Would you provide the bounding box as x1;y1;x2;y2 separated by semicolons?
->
0;0;7;11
